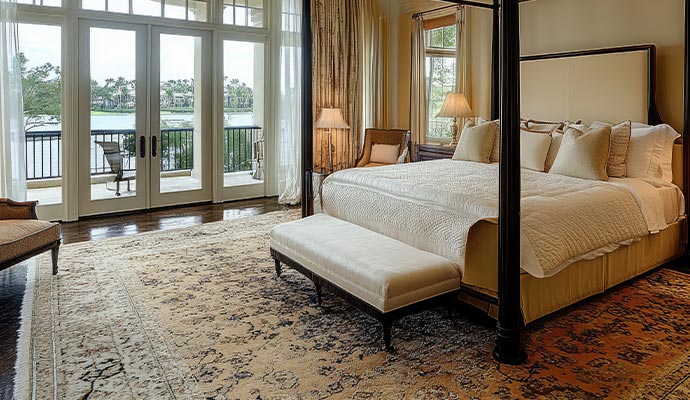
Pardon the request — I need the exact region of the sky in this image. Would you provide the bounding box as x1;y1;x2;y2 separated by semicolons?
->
18;23;260;88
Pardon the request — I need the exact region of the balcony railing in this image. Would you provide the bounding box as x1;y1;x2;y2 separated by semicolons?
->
25;126;263;180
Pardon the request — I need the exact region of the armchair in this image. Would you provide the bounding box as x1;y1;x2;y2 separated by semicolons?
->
0;199;61;275
356;129;411;168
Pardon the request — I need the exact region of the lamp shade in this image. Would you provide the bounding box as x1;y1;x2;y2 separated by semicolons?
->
435;93;473;119
315;108;350;129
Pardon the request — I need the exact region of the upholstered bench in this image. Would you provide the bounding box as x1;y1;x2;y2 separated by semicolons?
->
269;214;461;350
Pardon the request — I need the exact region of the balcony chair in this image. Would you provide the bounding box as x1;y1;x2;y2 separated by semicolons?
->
95;141;134;196
0;199;60;275
355;129;411;168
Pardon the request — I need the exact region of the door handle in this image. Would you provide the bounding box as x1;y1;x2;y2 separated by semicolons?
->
139;136;146;158
152;136;158;158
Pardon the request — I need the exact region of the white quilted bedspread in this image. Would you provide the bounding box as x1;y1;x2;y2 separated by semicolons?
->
321;159;650;278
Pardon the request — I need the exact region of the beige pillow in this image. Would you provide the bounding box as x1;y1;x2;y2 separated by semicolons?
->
545;132;563;172
473;117;503;163
527;121;564;132
590;121;631;178
453;120;499;163
549;126;612;181
521;130;552;172
370;144;400;164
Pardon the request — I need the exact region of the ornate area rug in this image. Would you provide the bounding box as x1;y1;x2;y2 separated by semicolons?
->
21;210;690;399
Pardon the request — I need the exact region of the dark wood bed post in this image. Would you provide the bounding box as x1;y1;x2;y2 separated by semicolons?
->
495;0;527;365
301;0;314;218
491;0;500;120
684;0;690;246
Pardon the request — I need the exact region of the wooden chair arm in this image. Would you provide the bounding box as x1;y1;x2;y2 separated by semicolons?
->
0;198;38;220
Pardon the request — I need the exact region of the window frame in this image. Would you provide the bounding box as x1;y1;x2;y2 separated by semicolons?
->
424;24;458;144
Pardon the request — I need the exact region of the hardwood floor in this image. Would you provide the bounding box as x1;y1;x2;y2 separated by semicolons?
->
0;198;292;399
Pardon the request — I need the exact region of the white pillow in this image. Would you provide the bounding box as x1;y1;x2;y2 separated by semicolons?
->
521;130;552;172
397;146;409;164
545;132;563;172
370;144;400;164
625;126;665;185
658;124;681;184
632;122;652;129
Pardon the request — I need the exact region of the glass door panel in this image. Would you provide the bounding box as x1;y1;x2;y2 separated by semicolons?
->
18;23;63;210
222;39;264;192
79;22;147;216
150;27;211;208
89;27;137;200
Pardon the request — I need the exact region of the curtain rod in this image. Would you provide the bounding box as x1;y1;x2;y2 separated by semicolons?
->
414;0;536;17
412;5;460;19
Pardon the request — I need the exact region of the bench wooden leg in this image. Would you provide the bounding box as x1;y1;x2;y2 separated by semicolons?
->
382;318;394;352
51;243;60;275
314;281;323;305
274;258;282;277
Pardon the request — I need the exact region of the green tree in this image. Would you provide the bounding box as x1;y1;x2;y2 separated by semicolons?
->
20;53;61;131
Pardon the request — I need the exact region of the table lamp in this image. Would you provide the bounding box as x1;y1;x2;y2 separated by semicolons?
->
315;108;350;172
436;93;473;146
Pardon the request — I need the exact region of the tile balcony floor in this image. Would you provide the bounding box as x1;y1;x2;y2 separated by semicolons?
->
27;171;260;205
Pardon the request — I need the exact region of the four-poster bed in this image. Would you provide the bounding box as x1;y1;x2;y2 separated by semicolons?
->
295;0;690;365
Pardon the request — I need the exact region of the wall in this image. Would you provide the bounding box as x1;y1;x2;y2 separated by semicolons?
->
391;0;686;132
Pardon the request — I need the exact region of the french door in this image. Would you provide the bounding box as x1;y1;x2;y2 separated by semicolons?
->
78;20;212;216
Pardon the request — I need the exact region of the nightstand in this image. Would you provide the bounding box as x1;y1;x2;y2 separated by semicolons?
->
415;144;456;162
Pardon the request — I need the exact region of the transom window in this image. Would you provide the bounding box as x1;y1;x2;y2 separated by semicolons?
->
80;0;209;21
425;24;457;140
17;0;61;7
223;0;265;27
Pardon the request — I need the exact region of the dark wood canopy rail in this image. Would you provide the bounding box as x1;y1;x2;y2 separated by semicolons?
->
300;0;690;364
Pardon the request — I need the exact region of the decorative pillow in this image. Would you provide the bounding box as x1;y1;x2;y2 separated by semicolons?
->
545;132;563;172
490;123;555;163
631;122;652;129
453;120;499;163
591;121;632;178
549;127;611;181
659;125;681;184
370;144;400;164
626;126;666;184
521;130;553;172
527;120;564;132
474;118;502;162
397;145;409;164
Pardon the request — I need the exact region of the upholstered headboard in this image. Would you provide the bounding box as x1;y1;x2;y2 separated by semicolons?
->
520;45;662;126
520;45;682;188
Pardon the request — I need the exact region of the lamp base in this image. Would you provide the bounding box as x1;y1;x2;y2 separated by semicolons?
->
451;118;460;146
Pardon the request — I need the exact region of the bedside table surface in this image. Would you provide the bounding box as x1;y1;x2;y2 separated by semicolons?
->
415;144;456;162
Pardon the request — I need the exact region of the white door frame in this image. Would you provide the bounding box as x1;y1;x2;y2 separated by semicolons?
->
77;19;149;217
150;26;213;208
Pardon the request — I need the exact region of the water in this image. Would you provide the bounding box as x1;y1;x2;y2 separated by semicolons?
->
28;112;257;131
26;112;258;179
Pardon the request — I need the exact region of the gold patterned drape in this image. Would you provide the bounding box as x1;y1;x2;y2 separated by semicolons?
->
311;0;364;172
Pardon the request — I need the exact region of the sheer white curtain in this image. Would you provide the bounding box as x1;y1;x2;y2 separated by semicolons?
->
277;0;302;205
0;0;25;201
410;16;427;147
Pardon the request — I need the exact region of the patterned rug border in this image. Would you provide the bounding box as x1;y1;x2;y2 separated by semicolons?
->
21;210;690;399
